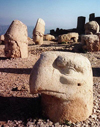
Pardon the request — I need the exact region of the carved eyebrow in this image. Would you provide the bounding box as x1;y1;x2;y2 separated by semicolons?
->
55;56;84;73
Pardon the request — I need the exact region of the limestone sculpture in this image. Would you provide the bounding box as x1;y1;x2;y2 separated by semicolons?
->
58;32;79;44
85;21;99;35
4;20;28;58
43;34;55;41
0;35;5;44
33;18;45;45
29;51;93;123
81;35;100;51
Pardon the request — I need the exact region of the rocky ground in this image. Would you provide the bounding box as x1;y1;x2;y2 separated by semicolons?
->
0;41;100;127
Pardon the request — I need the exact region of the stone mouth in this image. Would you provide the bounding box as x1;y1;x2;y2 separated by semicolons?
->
38;90;66;100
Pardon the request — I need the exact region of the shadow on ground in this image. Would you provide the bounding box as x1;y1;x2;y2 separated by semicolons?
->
0;96;42;123
0;68;32;74
92;67;100;77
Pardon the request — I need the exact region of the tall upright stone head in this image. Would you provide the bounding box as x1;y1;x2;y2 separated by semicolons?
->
29;51;93;123
4;20;28;58
85;21;99;35
33;18;45;45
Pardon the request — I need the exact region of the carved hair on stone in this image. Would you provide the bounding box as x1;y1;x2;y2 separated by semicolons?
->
29;51;93;123
33;18;45;45
85;21;99;35
4;20;28;58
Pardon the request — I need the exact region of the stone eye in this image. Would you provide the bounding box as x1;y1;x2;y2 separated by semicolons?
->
56;56;67;68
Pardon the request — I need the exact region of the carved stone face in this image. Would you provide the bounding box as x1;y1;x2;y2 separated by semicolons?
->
33;18;45;45
4;40;21;58
29;51;93;123
33;31;43;44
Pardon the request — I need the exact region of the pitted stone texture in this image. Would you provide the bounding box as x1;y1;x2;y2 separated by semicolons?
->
43;34;55;41
85;21;99;35
0;35;5;44
33;18;45;45
81;35;100;51
29;51;93;123
58;32;79;43
4;20;28;58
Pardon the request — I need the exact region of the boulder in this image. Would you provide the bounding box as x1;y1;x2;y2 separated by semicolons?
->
4;20;28;58
85;21;99;34
43;34;55;41
33;18;45;45
81;35;100;51
29;51;93;123
58;32;79;44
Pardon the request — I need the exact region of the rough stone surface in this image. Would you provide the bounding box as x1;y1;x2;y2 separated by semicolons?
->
33;18;45;45
0;41;100;127
43;34;55;41
85;21;99;35
4;20;28;58
29;51;93;123
58;32;79;44
0;35;5;44
81;34;100;51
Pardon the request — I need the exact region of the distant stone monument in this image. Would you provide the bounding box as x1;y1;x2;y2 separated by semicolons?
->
33;18;45;45
89;13;95;22
29;51;93;123
4;20;28;58
77;16;86;34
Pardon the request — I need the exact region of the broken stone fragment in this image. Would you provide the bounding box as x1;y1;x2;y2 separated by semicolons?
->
81;34;100;52
29;51;93;123
58;32;79;44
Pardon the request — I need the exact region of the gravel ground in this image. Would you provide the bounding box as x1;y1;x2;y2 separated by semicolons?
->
0;41;100;127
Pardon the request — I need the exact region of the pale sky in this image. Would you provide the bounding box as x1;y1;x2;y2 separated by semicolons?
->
0;0;100;30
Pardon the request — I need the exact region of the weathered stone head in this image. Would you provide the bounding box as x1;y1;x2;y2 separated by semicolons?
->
81;35;100;51
58;32;79;44
29;51;93;123
4;20;28;58
33;18;45;45
85;21;99;34
43;34;55;41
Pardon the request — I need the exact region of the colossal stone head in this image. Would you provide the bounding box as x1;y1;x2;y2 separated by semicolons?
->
4;20;28;58
85;21;99;35
29;51;93;123
33;18;45;45
81;35;100;52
